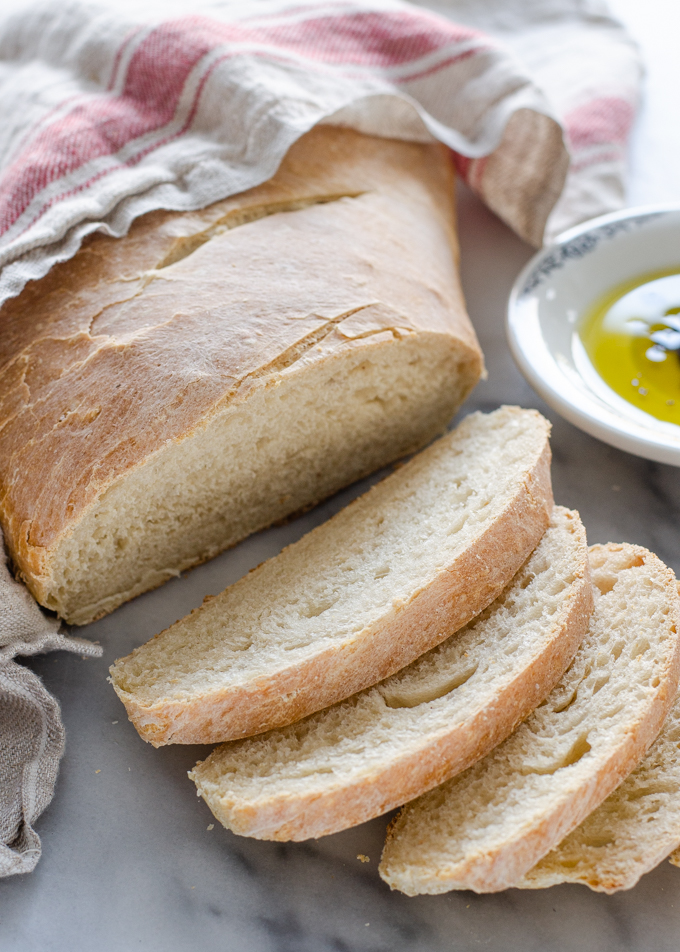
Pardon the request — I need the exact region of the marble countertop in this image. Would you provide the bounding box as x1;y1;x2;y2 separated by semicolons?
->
3;1;680;949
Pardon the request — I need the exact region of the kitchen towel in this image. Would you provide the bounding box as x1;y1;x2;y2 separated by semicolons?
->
0;0;641;309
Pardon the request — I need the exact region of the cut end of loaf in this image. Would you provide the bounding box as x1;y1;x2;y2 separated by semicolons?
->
36;330;481;625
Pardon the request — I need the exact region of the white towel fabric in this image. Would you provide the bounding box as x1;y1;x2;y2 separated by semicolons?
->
0;0;641;876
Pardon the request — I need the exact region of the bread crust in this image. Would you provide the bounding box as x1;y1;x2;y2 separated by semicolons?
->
112;412;553;745
190;507;593;840
380;544;680;895
0;126;483;621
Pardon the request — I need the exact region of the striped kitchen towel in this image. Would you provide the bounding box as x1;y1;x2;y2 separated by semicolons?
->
0;0;641;309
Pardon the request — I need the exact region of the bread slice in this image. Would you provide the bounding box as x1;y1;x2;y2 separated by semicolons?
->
0;126;483;626
379;543;680;895
110;406;552;746
189;507;592;840
517;686;680;893
518;579;680;893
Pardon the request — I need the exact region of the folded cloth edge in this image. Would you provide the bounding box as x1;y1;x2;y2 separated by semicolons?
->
0;531;101;877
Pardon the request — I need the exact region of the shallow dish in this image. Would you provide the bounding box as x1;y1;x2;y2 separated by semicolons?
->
507;205;680;466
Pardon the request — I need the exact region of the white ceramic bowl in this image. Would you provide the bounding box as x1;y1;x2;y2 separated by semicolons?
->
507;205;680;466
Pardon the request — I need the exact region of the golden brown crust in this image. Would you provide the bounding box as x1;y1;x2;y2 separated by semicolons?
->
113;423;553;746
0;126;482;614
193;509;593;840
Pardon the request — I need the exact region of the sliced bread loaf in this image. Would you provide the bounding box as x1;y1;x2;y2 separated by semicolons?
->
189;507;592;840
110;406;552;746
379;543;680;895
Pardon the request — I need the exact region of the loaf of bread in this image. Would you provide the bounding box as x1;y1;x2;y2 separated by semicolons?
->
380;543;680;895
0;126;483;625
189;506;592;840
110;407;553;746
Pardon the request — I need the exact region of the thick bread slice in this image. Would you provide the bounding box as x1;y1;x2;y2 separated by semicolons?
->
189;507;592;840
379;543;680;895
519;690;680;893
0;126;483;626
110;407;552;746
519;582;680;894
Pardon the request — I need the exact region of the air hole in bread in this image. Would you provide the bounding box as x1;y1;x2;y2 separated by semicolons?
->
379;663;478;709
520;734;591;776
552;691;578;714
583;833;615;848
631;639;651;659
299;599;337;619
602;702;624;720
591;676;610;695
594;574;617;595
627;783;676;801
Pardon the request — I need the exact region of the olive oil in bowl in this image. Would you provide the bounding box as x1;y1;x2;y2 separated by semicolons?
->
579;269;680;425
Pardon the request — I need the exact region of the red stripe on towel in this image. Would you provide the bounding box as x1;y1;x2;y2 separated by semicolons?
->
564;96;634;152
0;8;484;235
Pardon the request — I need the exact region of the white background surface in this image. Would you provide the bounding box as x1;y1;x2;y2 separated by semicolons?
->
3;1;680;949
610;0;680;209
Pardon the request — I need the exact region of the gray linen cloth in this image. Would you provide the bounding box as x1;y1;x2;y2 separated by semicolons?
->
0;534;100;876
